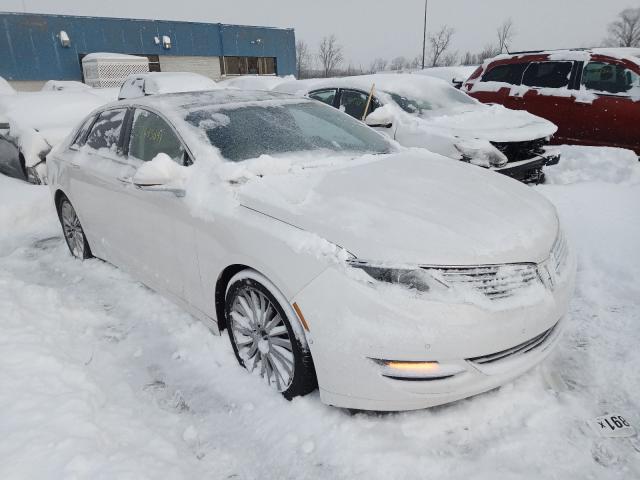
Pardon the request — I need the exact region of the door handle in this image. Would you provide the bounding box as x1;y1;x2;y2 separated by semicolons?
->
134;183;186;197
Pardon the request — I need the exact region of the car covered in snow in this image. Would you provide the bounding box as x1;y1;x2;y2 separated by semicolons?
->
275;74;560;183
118;72;219;100
47;90;575;411
0;87;118;183
463;48;640;155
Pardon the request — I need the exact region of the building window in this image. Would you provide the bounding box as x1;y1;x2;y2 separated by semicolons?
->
222;56;277;75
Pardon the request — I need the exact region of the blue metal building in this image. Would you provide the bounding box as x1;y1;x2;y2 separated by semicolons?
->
0;12;296;89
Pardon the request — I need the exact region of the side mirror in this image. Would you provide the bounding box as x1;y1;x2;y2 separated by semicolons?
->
132;153;184;187
365;110;393;129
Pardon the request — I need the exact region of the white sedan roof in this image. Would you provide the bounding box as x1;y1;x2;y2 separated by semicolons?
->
119;72;219;99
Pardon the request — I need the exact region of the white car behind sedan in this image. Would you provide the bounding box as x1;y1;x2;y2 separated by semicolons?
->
47;90;575;411
275;74;560;183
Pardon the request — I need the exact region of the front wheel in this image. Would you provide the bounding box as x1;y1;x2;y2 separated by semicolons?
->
58;197;92;260
225;270;317;399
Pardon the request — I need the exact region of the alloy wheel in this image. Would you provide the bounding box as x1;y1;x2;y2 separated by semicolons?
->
228;286;295;392
60;201;86;259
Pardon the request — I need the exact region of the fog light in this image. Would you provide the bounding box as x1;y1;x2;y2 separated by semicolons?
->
374;359;465;380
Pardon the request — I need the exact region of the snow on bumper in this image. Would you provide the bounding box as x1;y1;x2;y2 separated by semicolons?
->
292;255;575;411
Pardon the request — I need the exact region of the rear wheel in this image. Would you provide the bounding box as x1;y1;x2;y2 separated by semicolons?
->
225;270;317;399
58;197;92;260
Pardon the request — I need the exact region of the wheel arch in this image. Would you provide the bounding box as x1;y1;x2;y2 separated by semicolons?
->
215;264;251;332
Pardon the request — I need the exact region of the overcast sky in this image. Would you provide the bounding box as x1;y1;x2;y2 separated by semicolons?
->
2;0;633;66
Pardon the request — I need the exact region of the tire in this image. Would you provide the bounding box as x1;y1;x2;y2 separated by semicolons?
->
57;196;93;260
225;270;317;400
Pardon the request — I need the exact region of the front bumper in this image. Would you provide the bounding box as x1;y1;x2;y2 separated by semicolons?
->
492;153;560;184
292;253;575;411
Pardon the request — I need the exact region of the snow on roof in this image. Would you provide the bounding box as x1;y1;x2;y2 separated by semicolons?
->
129;89;304;111
142;72;219;95
493;48;640;66
414;66;478;83
82;52;149;62
275;73;467;103
219;75;295;91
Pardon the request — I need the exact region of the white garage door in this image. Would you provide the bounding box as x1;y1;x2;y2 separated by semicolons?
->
159;56;222;80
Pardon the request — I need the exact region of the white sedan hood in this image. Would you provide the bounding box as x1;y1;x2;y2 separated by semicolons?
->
418;103;557;143
238;151;558;266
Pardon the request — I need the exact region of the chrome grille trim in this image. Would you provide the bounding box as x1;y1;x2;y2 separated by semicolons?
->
468;322;558;365
425;264;540;300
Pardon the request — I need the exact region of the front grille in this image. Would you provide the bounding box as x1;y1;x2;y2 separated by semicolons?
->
428;264;540;300
468;322;558;365
491;137;547;163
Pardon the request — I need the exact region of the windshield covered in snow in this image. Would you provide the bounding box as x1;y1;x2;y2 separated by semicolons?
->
184;101;392;162
386;87;476;115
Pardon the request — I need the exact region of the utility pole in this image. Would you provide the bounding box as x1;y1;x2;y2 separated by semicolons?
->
421;0;428;70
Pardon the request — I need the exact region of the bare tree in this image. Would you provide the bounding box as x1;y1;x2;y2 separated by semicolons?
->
440;51;459;67
390;56;408;71
461;51;477;66
478;43;500;63
368;57;388;73
409;54;422;69
428;25;455;67
318;35;344;77
296;39;311;79
605;8;640;47
496;18;515;53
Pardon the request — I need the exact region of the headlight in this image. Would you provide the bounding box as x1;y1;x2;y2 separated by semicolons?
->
348;261;448;293
454;138;508;168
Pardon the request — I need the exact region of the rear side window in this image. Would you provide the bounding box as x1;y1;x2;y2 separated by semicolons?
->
309;89;337;106
481;63;528;85
522;62;573;88
582;61;640;95
85;109;127;152
128;109;185;163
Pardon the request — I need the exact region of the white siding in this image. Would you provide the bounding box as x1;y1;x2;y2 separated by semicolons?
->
159;56;222;80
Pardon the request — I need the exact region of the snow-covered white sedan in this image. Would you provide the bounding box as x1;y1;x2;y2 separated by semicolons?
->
275;74;561;183
47;90;575;411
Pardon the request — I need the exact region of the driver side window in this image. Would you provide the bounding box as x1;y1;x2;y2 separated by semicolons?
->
128;109;187;164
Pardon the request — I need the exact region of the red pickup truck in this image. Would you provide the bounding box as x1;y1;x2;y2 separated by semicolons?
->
463;48;640;155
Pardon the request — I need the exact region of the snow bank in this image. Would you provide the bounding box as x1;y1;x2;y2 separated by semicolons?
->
0;76;16;95
1;144;639;478
544;145;640;185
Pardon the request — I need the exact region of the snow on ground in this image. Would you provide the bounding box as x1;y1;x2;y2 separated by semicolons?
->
1;146;639;479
